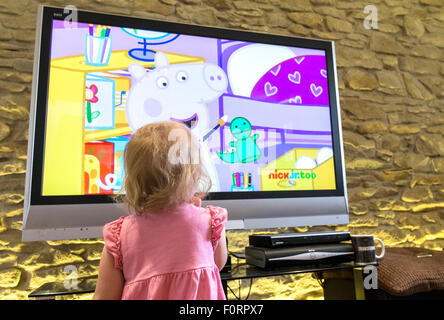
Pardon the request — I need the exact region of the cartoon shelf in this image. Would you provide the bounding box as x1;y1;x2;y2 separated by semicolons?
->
43;50;205;195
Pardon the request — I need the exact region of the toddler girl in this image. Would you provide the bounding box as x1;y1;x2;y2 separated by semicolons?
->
93;121;228;300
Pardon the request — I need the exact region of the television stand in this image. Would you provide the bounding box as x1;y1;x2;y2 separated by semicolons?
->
220;259;373;300
28;260;373;300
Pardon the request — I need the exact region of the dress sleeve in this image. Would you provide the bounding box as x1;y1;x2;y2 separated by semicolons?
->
103;216;125;270
206;206;228;250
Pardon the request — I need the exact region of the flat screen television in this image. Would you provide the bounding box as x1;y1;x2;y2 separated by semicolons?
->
23;6;349;241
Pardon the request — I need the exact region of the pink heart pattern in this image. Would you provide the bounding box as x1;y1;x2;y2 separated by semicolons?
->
264;82;278;96
310;83;323;97
294;57;305;64
320;69;327;78
288;71;301;84
251;55;329;106
288;96;302;104
270;64;281;76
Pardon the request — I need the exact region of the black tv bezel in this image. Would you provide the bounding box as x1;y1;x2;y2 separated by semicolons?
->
30;6;345;206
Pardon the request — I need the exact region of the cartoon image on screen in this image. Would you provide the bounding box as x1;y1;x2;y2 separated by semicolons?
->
42;22;336;196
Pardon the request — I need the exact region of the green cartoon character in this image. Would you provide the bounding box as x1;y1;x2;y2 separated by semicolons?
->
218;117;261;163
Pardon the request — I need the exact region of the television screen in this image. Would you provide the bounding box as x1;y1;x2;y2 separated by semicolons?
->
24;6;348;240
41;19;338;198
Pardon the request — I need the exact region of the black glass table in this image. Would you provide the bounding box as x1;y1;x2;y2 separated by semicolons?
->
28;261;375;300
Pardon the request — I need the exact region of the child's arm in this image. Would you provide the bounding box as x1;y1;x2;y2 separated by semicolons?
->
214;228;228;271
93;247;124;300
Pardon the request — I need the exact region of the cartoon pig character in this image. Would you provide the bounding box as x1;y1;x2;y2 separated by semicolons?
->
125;51;228;191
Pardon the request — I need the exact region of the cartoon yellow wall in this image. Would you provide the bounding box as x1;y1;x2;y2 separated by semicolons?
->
43;50;203;195
0;0;443;300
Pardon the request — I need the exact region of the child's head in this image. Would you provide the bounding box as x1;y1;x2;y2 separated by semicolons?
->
122;121;210;214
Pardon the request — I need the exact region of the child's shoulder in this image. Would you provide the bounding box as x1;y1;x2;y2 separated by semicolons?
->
104;215;126;229
103;215;136;238
186;203;227;217
204;205;228;217
198;205;228;228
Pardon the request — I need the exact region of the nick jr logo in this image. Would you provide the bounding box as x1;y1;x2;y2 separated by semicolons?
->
268;169;317;180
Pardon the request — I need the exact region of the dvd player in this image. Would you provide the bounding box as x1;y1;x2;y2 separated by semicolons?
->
249;231;351;248
245;243;355;268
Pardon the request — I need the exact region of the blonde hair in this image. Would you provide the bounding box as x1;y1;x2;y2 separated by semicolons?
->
120;121;211;214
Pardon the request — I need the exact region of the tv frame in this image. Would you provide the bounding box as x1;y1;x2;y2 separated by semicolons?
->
23;6;349;241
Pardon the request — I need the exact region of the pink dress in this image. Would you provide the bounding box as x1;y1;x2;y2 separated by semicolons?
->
103;203;227;300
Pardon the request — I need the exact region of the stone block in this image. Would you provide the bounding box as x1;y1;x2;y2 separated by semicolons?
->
356;121;388;134
335;44;383;69
233;0;257;10
389;124;421;134
376;70;406;96
0;79;27;94
0;252;17;268
339;38;366;49
161;0;178;5
378;23;401;34
265;13;289;28
374;186;399;198
12;59;33;73
426;124;444;135
288;24;310;36
311;30;343;40
346;158;384;170
0;0;29;15
376;149;393;162
403;73;434;100
19;248;84;272
313;6;346;19
382;55;398;69
403;16;425;38
134;0;175;16
421;33;444;48
340;97;386;120
421;214;437;224
387;112;423;125
349;202;368;216
410;44;443;60
419;0;444;6
344;69;378;91
0;160;26;177
402;186;433;203
177;6;218;25
348;216;379;228
393;152;432;171
0;193;24;205
287;12;323;28
325;16;353;33
400;56;441;75
370;32;407;55
418;76;444;97
342;130;376;151
432;158;444;173
0;13;37;30
0;122;10;142
0;267;21;288
412;202;444;213
203;0;231;9
416;133;444;156
410;174;444;188
279;0;311;11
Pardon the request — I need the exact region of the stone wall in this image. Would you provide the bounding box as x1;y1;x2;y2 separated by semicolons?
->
0;0;443;300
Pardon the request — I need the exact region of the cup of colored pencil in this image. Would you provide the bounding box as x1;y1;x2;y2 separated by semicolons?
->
232;172;252;189
85;25;112;66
